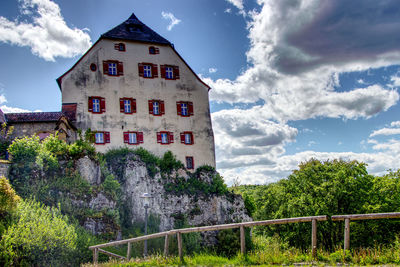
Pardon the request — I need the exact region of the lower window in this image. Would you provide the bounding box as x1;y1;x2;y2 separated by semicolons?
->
124;131;144;145
94;131;110;144
157;131;174;145
186;156;194;169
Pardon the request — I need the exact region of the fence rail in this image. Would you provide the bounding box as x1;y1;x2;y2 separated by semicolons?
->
89;212;400;264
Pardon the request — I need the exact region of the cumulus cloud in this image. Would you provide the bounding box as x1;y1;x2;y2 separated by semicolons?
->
0;0;92;61
161;11;181;31
207;0;400;184
0;94;39;113
209;68;218;74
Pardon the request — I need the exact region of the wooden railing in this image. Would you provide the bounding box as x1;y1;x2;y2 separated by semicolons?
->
89;212;400;264
89;215;327;263
332;212;400;251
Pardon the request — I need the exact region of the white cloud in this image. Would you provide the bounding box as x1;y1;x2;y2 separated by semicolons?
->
0;0;92;61
207;0;400;184
161;11;181;31
390;74;400;87
209;68;218;74
224;8;232;14
0;94;40;113
370;128;400;137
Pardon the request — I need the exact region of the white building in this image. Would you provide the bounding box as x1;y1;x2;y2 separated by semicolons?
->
57;13;216;169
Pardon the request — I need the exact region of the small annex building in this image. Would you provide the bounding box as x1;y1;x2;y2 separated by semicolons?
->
6;13;216;170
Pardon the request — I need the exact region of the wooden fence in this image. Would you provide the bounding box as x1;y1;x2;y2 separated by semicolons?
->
332;212;400;251
89;215;327;264
89;212;400;264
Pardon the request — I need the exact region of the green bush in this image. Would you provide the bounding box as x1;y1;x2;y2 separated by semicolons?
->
159;151;184;174
0;199;77;266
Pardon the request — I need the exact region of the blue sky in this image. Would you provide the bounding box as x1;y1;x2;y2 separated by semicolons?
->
1;0;400;184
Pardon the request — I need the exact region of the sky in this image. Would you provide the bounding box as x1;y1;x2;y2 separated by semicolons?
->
1;0;400;185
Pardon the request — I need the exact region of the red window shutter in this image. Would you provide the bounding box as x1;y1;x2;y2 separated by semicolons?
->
192;158;195;169
103;61;108;74
105;132;110;143
160;65;166;78
188;102;194;116
138;63;144;77
123;132;129;143
88;97;93;112
117;62;124;76
120;99;124;113
137;132;143;143
100;98;106;113
169;132;174;143
180;133;185;143
173;66;180;79
155;48;160;54
152;64;158;78
160;101;165;114
132;99;137;113
148;100;153;114
176;102;181;115
156;132;162;143
190;132;194;144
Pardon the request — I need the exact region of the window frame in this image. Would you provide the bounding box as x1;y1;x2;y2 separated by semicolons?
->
186;156;194;170
176;101;194;117
148;100;165;116
103;60;123;76
114;43;126;52
149;46;160;54
88;96;106;114
120;98;136;114
138;63;158;79
157;131;174;145
94;131;110;145
123;131;143;145
180;131;194;145
161;65;180;80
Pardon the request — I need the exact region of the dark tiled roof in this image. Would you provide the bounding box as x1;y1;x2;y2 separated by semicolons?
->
101;13;171;45
5;111;76;123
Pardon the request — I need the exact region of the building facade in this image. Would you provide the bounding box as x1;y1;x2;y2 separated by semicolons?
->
56;13;216;169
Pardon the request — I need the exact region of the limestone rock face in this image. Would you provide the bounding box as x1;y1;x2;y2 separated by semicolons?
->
108;155;251;232
77;156;101;185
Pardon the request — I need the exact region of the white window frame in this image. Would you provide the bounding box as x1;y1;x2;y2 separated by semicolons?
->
185;133;192;144
181;103;188;116
93;98;100;113
95;132;104;144
153;101;160;115
143;65;152;78
161;132;168;144
129;132;137;144
165;66;174;79
108;63;117;76
124;99;131;113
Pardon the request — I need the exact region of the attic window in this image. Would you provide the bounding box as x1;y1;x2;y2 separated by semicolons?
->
149;46;159;55
114;43;126;52
90;63;97;72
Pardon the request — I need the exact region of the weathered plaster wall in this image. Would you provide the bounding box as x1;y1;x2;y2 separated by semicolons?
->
61;39;215;168
10;122;57;140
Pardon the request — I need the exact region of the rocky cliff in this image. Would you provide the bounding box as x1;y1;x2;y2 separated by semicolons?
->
77;150;251;237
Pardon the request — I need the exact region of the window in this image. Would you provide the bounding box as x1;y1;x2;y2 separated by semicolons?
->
149;46;159;54
138;63;158;78
157;131;174;145
148;100;165;116
103;60;123;76
94;131;110;145
114;43;126;52
180;132;194;145
88;97;106;114
176;101;194;117
90;63;97;72
186;157;194;169
119;98;136;114
123;131;143;145
161;65;179;80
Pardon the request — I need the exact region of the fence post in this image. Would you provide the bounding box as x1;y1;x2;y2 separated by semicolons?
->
311;219;317;258
127;242;131;260
344;218;350;251
93;248;99;264
164;234;169;256
177;231;183;262
240;225;246;254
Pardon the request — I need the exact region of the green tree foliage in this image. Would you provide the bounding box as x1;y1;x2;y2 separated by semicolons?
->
246;159;400;250
0;199;77;266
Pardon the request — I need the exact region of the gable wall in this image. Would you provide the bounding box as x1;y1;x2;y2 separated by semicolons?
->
61;39;215;168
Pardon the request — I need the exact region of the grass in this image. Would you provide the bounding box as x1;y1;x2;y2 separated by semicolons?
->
82;235;400;266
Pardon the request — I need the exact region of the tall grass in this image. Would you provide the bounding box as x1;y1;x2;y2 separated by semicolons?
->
82;235;400;266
